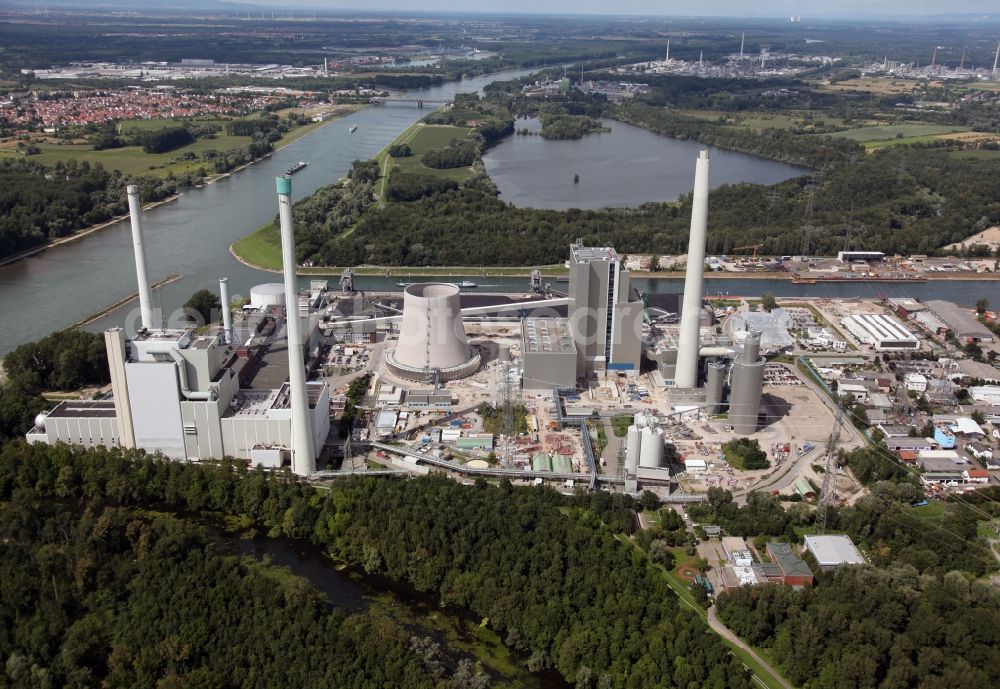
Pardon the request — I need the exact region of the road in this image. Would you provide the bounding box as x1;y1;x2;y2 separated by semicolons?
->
707;605;796;689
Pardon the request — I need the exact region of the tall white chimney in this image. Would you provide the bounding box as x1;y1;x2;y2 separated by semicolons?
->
126;184;155;331
740;32;745;59
276;176;316;476
675;149;710;389
218;277;233;345
993;43;999;80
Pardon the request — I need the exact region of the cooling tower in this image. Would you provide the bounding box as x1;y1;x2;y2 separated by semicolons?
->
675;149;711;389
705;360;726;415
730;330;765;435
386;283;480;382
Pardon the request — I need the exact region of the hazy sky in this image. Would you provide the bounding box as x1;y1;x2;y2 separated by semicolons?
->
232;0;998;17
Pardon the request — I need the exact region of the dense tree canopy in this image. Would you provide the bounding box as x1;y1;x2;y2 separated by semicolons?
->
0;442;752;689
717;566;1000;689
0;159;176;261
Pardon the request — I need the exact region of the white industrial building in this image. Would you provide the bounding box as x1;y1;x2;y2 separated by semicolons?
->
803;534;865;571
841;314;919;351
27;178;329;475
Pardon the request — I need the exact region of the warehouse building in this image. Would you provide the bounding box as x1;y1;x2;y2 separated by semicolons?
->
765;542;814;588
925;300;994;343
841;314;919;351
803;535;865;571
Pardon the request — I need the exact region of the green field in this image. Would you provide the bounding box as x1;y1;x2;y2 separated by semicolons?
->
231;223;282;272
0;109;353;178
674;109;855;132
828;123;969;143
386;123;475;185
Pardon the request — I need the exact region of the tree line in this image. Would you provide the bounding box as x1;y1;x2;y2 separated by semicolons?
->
0;159;176;261
0;442;752;689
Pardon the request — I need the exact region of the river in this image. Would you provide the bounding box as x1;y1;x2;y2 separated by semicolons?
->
0;67;545;355
482;116;807;210
1;70;996;355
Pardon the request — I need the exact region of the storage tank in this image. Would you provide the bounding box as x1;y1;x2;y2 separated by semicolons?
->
639;427;662;468
250;283;286;310
551;455;572;473
625;424;640;474
386;283;480;382
705;360;726;415
531;452;552;472
730;330;765;435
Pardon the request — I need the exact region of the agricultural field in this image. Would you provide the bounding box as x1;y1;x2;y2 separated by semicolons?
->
816;77;931;94
825;122;972;149
382;123;476;192
674;109;856;131
0;108;353;177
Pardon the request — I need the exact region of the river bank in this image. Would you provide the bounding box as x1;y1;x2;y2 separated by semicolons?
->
70;273;182;329
0;107;361;270
0;194;180;268
222;251;1000;285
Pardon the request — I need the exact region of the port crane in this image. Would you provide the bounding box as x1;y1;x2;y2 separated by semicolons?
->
732;243;765;261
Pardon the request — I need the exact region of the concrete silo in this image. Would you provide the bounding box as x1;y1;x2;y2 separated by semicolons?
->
705;360;726;415
730;330;765;435
639;427;662;468
625;424;640;475
386;283;481;382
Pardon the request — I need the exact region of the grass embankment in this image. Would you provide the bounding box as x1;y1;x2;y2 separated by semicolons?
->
0;106;360;179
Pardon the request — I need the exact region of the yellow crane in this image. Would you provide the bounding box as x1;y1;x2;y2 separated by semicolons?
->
732;243;764;261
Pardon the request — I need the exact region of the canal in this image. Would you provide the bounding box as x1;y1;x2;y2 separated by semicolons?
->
482;116;808;210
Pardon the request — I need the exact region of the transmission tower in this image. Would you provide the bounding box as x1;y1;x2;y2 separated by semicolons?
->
498;362;517;466
343;434;354;472
800;173;820;257
816;404;844;533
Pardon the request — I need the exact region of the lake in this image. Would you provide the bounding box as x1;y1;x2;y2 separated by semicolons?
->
482;117;808;210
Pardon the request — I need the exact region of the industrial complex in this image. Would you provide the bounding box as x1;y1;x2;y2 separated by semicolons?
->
23;151;1000;516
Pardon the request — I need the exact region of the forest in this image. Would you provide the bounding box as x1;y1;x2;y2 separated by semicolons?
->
716;566;1000;689
0;442;751;689
0;496;475;689
537;114;607;140
0;159;176;261
0;330;109;442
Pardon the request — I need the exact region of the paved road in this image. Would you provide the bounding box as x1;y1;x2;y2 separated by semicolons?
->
707;605;796;689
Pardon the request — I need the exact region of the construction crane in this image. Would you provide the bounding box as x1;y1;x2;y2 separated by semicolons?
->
732;243;764;261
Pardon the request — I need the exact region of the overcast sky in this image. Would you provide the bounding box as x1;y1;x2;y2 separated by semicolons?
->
230;0;998;17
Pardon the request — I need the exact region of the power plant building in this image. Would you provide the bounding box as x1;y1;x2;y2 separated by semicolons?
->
26;176;330;475
567;242;643;376
521;318;577;390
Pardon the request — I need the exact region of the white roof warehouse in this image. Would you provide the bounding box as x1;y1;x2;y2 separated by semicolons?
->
841;314;919;351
